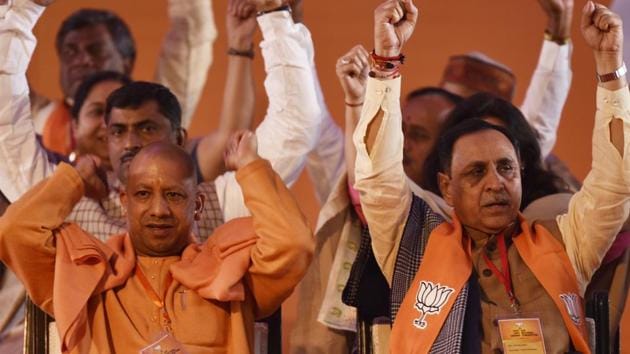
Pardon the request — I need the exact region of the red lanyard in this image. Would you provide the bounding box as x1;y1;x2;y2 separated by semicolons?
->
481;234;520;313
135;264;174;331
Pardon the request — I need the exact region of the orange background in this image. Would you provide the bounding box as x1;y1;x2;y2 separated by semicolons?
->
27;0;625;351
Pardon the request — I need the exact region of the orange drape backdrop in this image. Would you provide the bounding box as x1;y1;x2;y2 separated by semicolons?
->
28;0;625;352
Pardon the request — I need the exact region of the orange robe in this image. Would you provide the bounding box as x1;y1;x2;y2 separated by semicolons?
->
0;160;314;354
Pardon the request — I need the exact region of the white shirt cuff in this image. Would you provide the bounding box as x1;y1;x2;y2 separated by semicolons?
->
257;9;293;40
539;39;571;72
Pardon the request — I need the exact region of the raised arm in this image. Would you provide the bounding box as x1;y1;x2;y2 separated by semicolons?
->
224;131;314;318
214;0;321;221
352;0;418;281
557;2;630;294
336;45;369;187
299;0;346;204
304;44;370;204
520;0;574;158
193;0;256;182
0;156;101;314
0;0;56;203
154;0;217;128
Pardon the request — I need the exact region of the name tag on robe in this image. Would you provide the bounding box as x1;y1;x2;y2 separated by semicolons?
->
498;318;546;354
140;332;187;354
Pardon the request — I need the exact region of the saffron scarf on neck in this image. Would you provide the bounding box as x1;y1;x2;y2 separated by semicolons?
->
390;215;590;354
53;218;257;352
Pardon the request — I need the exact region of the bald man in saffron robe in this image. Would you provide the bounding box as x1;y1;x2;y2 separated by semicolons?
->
0;136;314;353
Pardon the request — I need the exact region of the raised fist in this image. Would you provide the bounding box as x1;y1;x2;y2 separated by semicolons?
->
224;130;260;171
74;155;109;200
374;0;418;57
537;0;573;42
581;2;623;54
336;45;369;105
227;0;257;51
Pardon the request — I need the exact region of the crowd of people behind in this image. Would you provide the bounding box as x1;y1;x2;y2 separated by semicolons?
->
0;0;628;353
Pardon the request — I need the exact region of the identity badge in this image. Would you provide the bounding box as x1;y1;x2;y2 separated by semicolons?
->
140;332;187;354
498;317;546;354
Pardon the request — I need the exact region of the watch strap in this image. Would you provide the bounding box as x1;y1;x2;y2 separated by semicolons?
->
597;62;627;83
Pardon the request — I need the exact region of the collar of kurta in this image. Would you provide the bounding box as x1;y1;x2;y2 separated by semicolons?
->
52;217;257;352
389;213;591;354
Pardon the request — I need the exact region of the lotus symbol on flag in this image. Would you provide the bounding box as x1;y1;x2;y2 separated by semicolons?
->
413;281;453;329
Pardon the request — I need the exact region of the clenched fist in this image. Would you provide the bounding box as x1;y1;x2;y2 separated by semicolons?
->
224;130;260;171
336;45;369;105
74;155;109;200
581;1;624;81
227;0;257;51
374;0;418;57
537;0;573;43
581;2;623;54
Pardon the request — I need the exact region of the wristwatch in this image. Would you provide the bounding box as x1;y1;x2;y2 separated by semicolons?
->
597;63;627;83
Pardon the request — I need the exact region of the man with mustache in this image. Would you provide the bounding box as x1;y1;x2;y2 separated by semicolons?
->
354;0;630;352
0;0;320;350
0;137;314;353
27;0;215;156
0;0;321;241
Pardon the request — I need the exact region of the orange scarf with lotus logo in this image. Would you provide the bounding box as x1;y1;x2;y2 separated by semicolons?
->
389;215;590;354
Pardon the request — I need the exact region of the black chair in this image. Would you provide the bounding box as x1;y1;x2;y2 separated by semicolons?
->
24;296;55;354
256;308;282;354
586;290;620;354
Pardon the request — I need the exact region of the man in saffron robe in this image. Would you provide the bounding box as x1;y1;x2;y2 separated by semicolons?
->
0;137;314;353
353;0;630;352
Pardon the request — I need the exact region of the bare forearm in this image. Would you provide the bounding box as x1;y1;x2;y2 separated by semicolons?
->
219;55;255;132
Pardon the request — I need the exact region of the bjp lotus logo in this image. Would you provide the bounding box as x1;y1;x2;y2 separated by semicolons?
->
560;293;582;326
413;281;454;329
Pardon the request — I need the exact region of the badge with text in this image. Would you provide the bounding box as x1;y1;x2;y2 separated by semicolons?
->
140;332;187;354
498;318;546;354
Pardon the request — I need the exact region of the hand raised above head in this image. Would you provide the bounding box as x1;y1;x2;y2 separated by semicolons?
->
224;130;260;171
581;2;623;54
537;0;574;43
336;45;370;105
74;155;109;200
374;0;418;58
581;2;625;88
227;0;257;51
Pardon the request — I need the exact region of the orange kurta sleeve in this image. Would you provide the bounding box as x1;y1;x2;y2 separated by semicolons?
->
0;163;84;314
236;159;315;319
